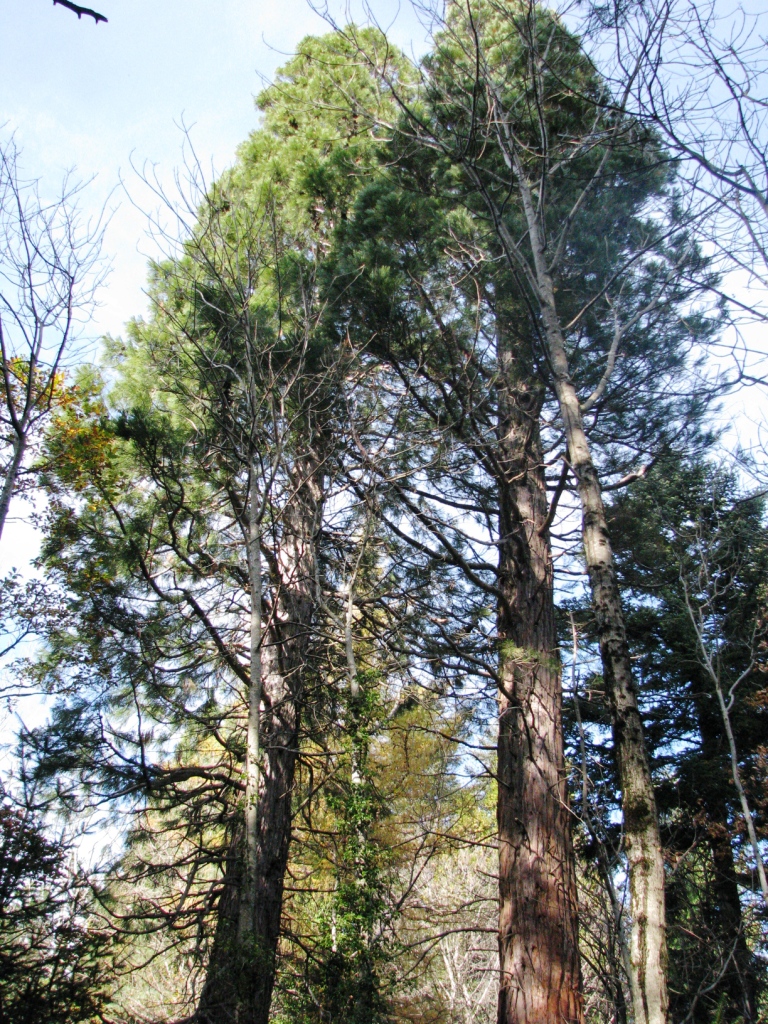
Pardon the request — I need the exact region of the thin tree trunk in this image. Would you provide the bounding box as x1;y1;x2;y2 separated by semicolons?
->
239;463;263;942
510;182;669;1024
713;681;768;908
695;701;759;1023
551;337;667;1024
495;326;583;1024
198;453;321;1024
571;615;631;1024
0;432;26;542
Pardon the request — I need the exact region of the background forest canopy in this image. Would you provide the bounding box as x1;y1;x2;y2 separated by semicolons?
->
1;1;767;1024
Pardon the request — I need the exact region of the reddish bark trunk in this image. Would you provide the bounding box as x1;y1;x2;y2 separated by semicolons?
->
495;335;583;1024
500;175;669;1024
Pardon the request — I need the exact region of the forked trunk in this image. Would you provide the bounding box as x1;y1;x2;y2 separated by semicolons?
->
495;331;583;1024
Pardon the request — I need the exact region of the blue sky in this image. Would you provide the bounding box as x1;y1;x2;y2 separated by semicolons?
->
1;0;765;549
1;0;427;339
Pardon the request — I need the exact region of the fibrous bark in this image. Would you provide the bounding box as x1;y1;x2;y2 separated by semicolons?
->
480;165;668;1024
495;325;583;1024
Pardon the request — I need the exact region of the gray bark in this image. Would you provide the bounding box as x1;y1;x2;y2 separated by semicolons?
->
506;173;669;1024
238;463;264;943
197;453;321;1024
0;432;26;543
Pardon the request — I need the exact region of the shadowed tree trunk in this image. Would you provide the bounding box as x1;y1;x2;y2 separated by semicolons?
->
696;697;759;1022
196;830;242;1022
197;453;322;1024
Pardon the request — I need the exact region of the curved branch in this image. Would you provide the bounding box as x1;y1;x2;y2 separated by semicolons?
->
52;0;107;24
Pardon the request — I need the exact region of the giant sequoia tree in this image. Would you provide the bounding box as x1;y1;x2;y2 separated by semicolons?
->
338;4;721;1020
327;162;586;1021
325;7;718;1023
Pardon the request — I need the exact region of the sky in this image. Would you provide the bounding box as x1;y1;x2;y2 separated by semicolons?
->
1;0;429;340
2;0;766;456
2;2;767;534
0;0;429;570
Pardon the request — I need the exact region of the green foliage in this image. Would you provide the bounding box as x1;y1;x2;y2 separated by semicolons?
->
0;799;114;1024
3;14;755;1024
278;754;394;1022
608;459;768;1022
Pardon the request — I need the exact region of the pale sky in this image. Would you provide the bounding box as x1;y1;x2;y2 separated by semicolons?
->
1;0;765;554
1;0;429;341
0;0;433;799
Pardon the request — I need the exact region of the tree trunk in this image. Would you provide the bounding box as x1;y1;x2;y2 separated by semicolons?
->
196;830;242;1024
508;180;669;1024
0;432;26;543
239;462;263;943
550;343;668;1024
495;328;583;1024
695;697;759;1023
706;831;758;1023
197;647;303;1024
197;453;321;1024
